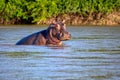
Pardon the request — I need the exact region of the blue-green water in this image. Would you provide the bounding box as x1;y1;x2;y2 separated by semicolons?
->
0;26;120;80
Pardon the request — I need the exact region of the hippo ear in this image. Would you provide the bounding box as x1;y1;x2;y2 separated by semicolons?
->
62;20;65;23
62;20;66;30
52;20;57;24
49;20;56;27
50;20;61;30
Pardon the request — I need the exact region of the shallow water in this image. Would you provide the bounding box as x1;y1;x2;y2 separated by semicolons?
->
0;26;120;80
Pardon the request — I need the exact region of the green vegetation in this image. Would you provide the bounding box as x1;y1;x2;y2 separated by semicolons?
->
0;0;120;24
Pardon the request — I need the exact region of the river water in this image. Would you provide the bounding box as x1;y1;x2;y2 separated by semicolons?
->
0;26;120;80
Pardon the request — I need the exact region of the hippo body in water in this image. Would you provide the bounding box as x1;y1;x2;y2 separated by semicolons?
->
16;20;71;46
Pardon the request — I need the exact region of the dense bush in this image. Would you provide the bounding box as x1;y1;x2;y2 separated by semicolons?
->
0;0;120;24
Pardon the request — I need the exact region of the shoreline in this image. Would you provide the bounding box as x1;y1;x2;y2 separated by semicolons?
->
38;12;120;26
0;12;120;26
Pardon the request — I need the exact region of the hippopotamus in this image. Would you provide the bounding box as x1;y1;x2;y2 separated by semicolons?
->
16;20;71;46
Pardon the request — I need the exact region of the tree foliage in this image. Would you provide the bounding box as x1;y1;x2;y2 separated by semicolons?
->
0;0;120;24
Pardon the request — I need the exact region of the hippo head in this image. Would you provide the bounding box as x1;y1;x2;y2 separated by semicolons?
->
57;21;71;41
47;20;71;45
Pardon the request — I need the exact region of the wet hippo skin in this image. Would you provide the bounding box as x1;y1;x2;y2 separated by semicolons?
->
16;20;71;46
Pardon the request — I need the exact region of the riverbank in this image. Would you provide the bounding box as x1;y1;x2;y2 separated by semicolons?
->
1;0;120;26
38;11;120;26
1;12;120;26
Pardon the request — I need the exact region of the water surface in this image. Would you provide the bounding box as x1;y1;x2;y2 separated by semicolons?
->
0;26;120;80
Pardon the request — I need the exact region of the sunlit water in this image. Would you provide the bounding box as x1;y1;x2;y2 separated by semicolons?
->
0;26;120;80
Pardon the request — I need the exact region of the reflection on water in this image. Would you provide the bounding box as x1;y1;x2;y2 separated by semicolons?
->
0;26;120;80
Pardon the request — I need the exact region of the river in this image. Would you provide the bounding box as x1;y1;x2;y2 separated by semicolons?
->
0;26;120;80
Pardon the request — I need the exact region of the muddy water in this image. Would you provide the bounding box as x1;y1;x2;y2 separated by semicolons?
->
0;26;120;80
